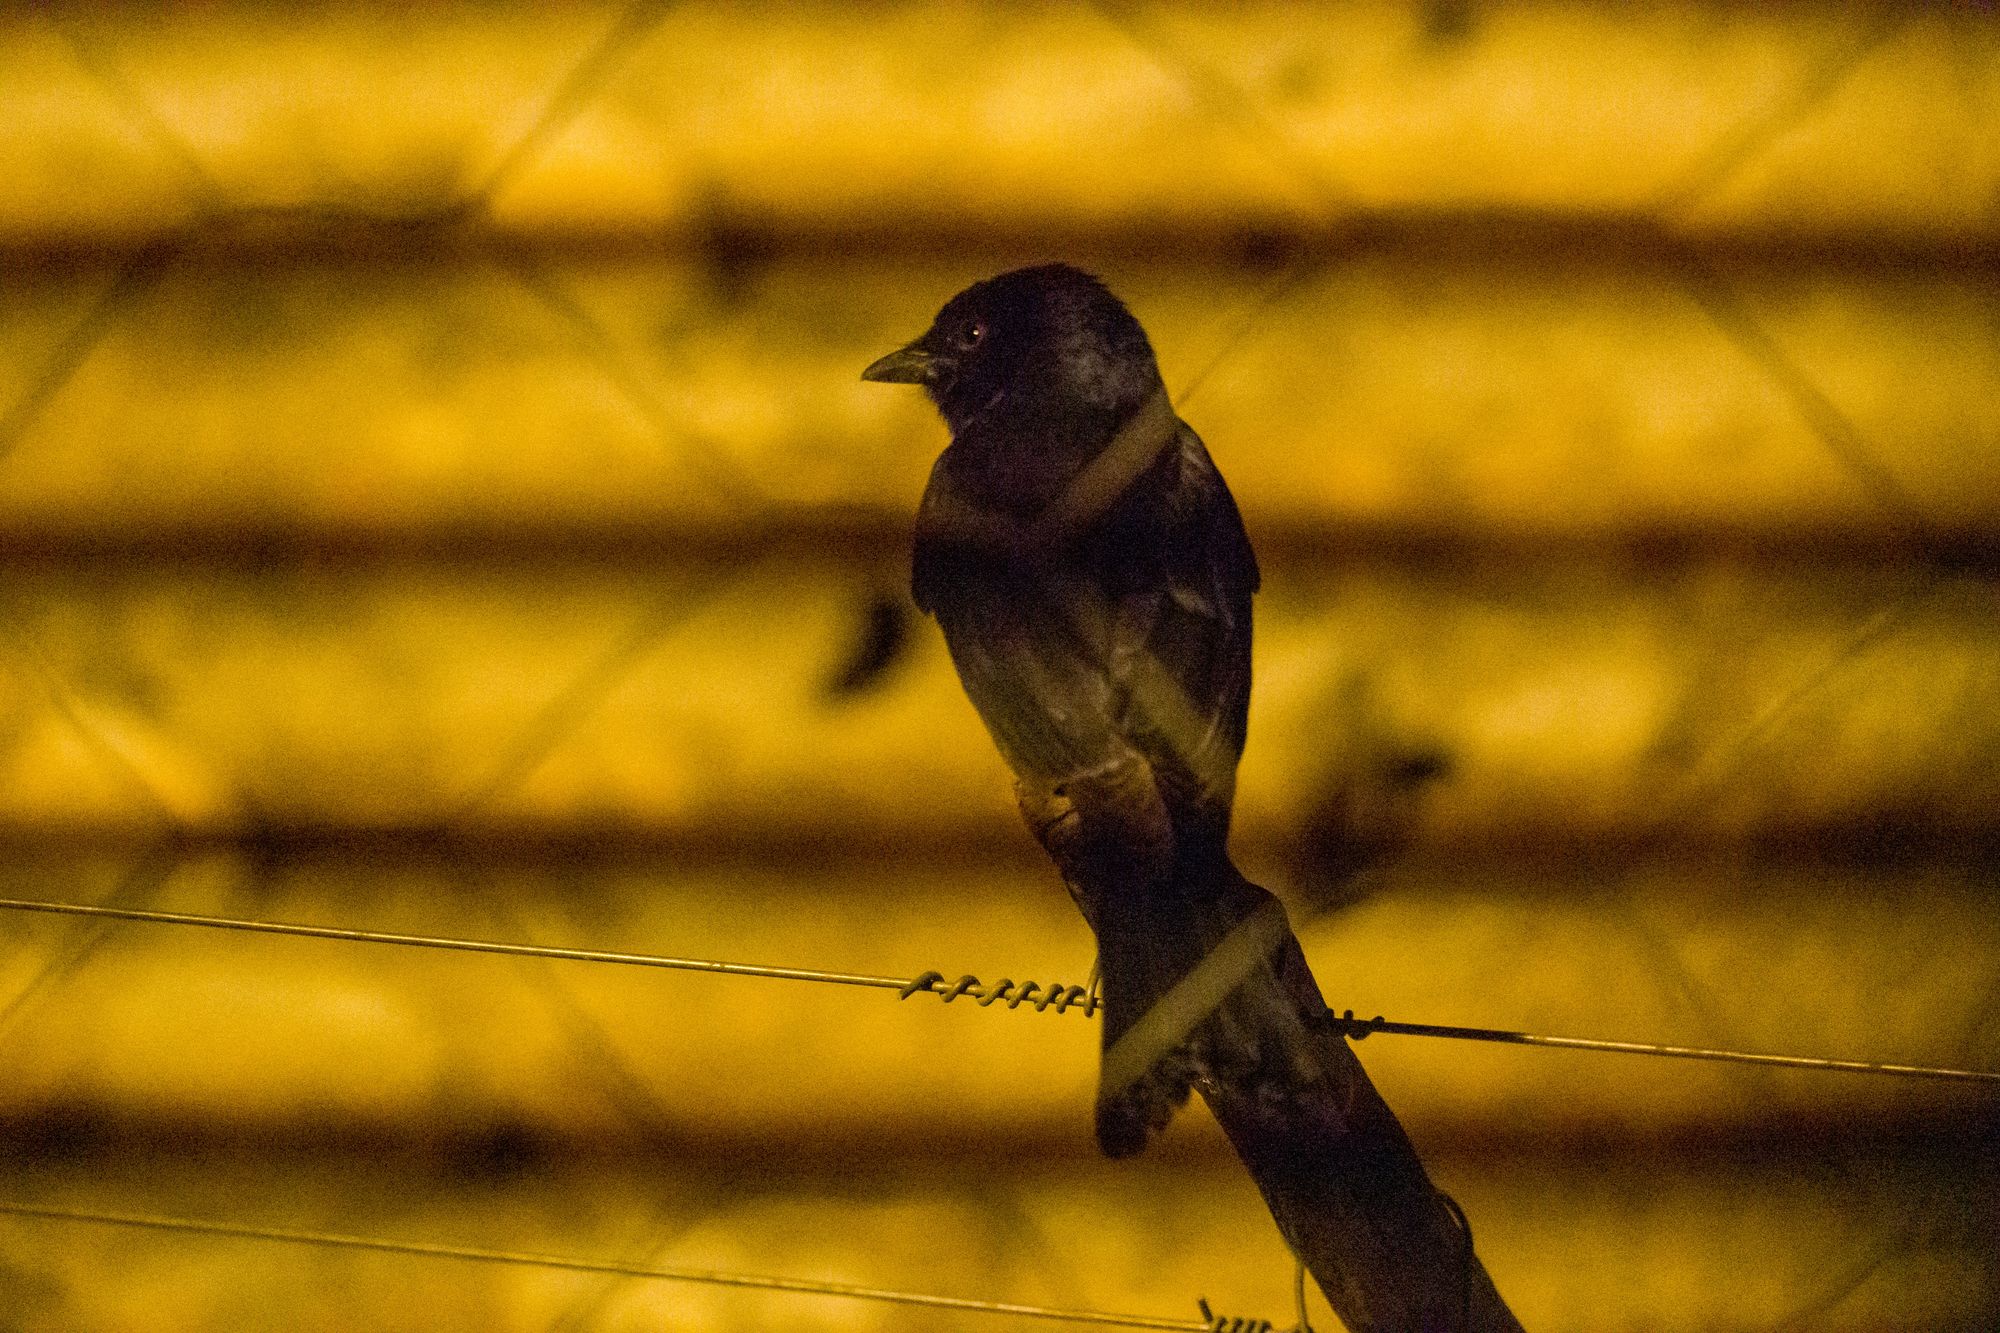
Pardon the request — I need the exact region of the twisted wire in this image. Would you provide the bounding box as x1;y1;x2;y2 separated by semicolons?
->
0;894;1990;1086
0;895;1096;1017
1195;1299;1275;1333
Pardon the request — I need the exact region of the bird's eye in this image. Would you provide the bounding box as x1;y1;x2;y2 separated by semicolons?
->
958;321;985;350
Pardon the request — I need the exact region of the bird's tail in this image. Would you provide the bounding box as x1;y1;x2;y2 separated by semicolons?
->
1091;850;1327;1158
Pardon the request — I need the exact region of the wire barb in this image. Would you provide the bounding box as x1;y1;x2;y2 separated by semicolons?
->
0;895;1991;1085
1325;1009;1385;1040
1196;1297;1275;1333
900;970;1100;1014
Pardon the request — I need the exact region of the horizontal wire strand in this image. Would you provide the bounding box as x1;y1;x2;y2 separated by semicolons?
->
0;1200;1258;1332
1324;1013;2000;1086
0;894;1993;1086
0;893;919;991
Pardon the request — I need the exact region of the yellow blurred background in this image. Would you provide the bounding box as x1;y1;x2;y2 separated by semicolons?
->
0;2;1996;1329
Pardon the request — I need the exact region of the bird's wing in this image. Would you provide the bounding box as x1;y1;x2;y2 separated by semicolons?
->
1107;421;1259;842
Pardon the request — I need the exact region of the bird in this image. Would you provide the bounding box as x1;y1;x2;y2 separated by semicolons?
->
862;263;1306;1158
859;267;1525;1331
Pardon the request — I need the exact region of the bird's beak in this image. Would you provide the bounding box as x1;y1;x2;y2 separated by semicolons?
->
860;340;938;385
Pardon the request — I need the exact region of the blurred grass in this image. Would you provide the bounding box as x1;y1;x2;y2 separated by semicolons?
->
4;3;1998;240
0;250;1995;537
1;559;1993;846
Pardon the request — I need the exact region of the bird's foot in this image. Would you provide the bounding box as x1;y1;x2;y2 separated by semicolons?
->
1015;779;1082;852
1015;753;1176;902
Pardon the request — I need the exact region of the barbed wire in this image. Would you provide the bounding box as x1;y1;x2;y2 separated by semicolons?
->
50;20;233;213
1645;4;1913;218
1673;251;1942;546
460;0;680;215
0;843;179;1039
0;1200;1283;1333
0;893;1990;1087
1085;0;1355;216
0;241;181;468
0;5;1994;1328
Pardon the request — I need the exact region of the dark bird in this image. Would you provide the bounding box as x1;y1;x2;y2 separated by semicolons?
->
863;265;1523;1331
862;263;1293;1157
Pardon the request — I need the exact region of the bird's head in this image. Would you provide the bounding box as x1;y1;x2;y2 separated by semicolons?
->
861;263;1161;437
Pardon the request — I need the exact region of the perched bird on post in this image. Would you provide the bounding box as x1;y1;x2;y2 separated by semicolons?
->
863;263;1297;1157
864;264;1524;1332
